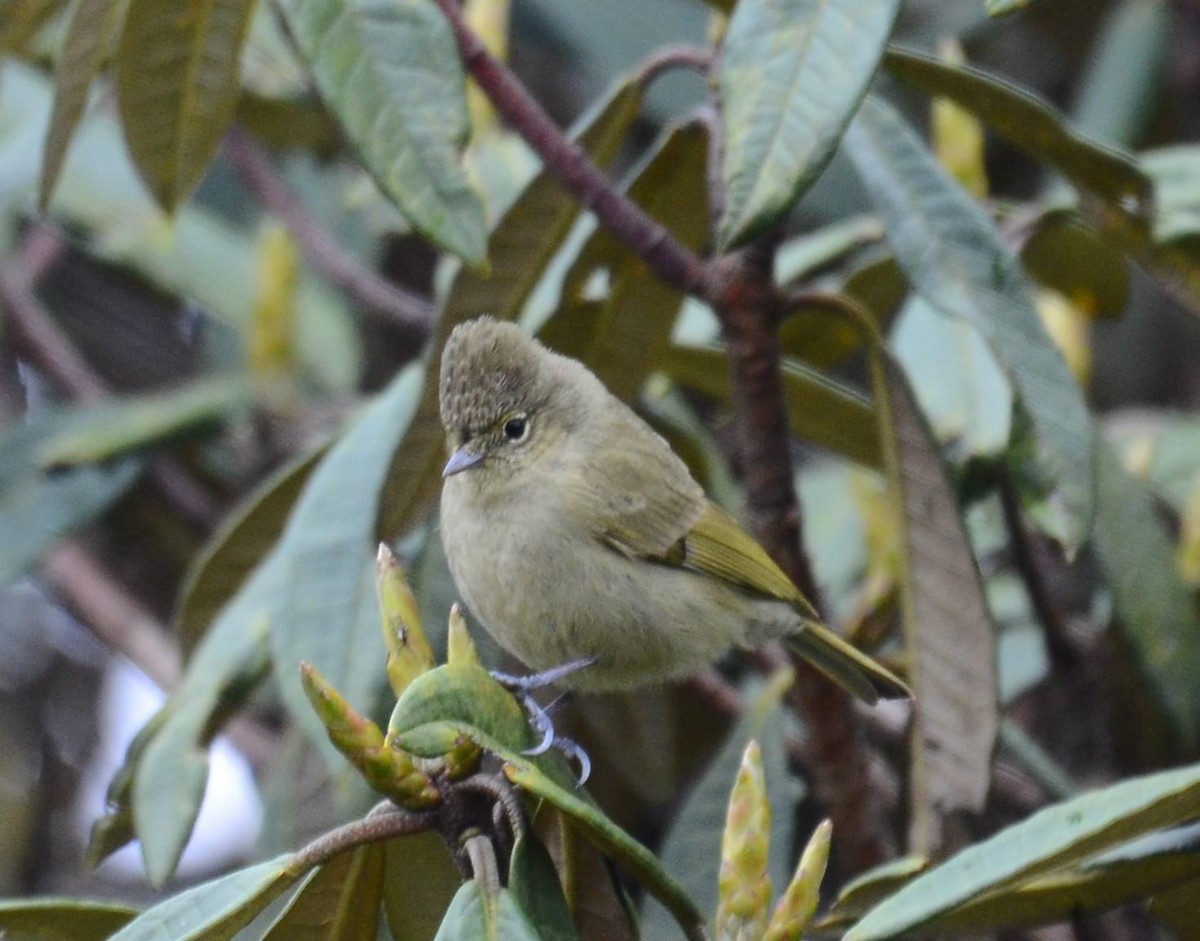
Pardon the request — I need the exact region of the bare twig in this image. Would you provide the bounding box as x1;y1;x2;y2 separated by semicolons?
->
432;0;717;302
223;127;435;336
292;802;435;870
635;43;714;87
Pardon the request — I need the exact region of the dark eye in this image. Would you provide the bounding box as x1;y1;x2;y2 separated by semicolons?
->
503;415;529;442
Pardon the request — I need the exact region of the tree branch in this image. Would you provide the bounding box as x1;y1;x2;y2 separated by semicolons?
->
223;128;435;337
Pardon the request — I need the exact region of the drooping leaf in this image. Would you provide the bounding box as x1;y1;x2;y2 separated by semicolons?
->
508;835;583;941
718;0;902;247
37;376;254;468
0;414;142;588
773;215;883;287
174;445;326;657
271;366;423;756
115;0;257;211
846;760;1200;940
890;295;1013;459
538;121;709;400
378;80;644;537
40;0;128;208
433;881;541;941
817;856;929;930
660;344;881;469
641;671;796;941
1019;212;1130;318
0;899;137;941
847;95;1095;548
1092;443;1200;750
382;832;462;941
883;46;1151;213
275;0;486;264
263;844;386;940
868;350;999;855
107;855;302;941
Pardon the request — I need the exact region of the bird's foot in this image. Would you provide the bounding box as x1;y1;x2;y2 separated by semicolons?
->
490;659;596;784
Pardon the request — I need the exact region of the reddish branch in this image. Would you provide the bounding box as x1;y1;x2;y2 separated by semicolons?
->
223;128;435;336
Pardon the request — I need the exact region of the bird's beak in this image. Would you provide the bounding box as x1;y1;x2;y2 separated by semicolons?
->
442;446;486;478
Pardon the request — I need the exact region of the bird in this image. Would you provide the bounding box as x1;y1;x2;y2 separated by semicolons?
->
437;317;909;705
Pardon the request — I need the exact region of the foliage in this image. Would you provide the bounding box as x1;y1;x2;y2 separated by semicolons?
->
2;0;1200;938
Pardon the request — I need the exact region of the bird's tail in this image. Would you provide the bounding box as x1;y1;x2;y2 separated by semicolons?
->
786;622;910;704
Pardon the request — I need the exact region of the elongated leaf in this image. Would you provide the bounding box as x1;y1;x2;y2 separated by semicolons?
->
264;844;386;940
108;855;301;941
41;0;127;208
718;0;901;247
508;835;582;941
846;761;1200;940
1092;443;1200;750
271;366;423;755
773;215;883;286
115;0;256;211
869;351;998;855
1019;212;1129;318
0;415;141;588
175;445;326;657
276;0;485;264
378;81;643;537
0;899;137;941
38;376;254;468
847;96;1095;548
883;47;1151;213
661;344;881;469
538;121;709;399
434;881;541;941
383;833;462;941
642;672;795;941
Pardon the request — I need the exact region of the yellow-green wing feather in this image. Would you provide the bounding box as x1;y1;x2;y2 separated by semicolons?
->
682;502;818;617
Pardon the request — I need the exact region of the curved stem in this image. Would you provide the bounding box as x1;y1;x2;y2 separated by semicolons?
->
292;805;436;871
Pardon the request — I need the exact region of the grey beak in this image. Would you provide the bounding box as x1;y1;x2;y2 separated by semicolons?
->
442;446;486;478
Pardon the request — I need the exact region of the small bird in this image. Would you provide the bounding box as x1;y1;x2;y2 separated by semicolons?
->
438;318;909;704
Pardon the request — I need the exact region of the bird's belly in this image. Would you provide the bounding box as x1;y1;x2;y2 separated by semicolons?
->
440;499;751;690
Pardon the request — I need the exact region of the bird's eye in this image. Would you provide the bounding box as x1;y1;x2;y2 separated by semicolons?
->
503;415;529;442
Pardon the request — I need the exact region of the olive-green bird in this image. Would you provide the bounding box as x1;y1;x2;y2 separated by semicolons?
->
438;317;909;704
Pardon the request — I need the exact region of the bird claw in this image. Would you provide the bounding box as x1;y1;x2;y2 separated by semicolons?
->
491;665;594;785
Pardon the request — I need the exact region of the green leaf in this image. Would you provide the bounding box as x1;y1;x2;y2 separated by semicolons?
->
718;0;902;248
818;856;929;930
388;665;705;938
846;95;1095;548
383;832;463;941
1151;871;1200;939
271;366;423;756
40;0;128;209
509;835;582;941
378;80;643;538
0;899;137;941
276;0;486;264
264;844;386;940
845;760;1200;940
174;445;326;658
538;121;709;400
1142;146;1200;243
1092;443;1200;750
868;350;998;855
115;0;256;211
1019;212;1130;317
132;604;272;885
773;215;884;286
433;881;541;941
0;414;141;588
660;344;882;469
914;822;1200;934
883;46;1151;213
891;295;1013;459
37;376;254;468
642;671;796;941
108;855;301;941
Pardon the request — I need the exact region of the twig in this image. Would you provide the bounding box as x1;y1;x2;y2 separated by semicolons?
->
432;0;717;302
291;803;435;870
998;472;1082;671
1;229;222;528
41;540;280;771
634;44;714;87
223;127;435;336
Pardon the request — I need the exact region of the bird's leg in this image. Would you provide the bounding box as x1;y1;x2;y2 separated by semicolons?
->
490;658;596;784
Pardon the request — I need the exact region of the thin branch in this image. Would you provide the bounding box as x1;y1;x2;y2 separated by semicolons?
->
432;0;717;302
634;43;714;87
292;804;435;870
223;127;435;336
